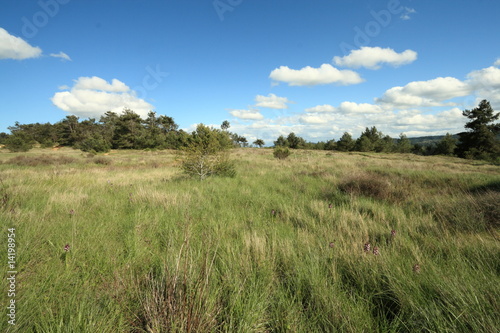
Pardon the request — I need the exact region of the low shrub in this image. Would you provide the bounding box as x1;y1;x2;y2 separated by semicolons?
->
273;147;291;160
6;155;76;166
338;173;392;201
93;156;112;165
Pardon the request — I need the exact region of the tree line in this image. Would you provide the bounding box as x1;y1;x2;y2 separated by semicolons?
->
0;109;253;153
1;100;499;161
273;100;499;161
273;128;456;155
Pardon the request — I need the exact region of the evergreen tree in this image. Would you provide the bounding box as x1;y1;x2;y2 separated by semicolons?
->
253;139;265;148
355;135;374;152
380;135;395;153
435;133;457;156
324;139;336;150
274;135;288;147
355;127;384;152
395;133;413;153
4;131;34;152
114;109;146;149
456;100;500;160
221;120;230;131
286;132;306;149
57;115;80;146
99;111;120;148
336;132;355;151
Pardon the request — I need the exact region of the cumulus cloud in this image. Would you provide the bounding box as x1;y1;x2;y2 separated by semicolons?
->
73;76;129;92
466;66;500;108
229;109;264;120
304;104;336;113
0;27;42;60
51;76;154;118
467;66;500;88
50;51;71;61
377;77;471;108
299;114;331;124
494;58;500;67
395;108;465;130
337;101;384;114
221;64;500;143
269;64;364;86
333;47;417;69
254;93;292;109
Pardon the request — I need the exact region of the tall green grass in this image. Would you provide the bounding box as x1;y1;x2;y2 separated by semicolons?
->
0;148;499;332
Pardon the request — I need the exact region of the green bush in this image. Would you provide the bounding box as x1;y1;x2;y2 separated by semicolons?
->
181;124;236;180
92;156;112;165
75;135;111;153
273;146;291;160
5;132;33;152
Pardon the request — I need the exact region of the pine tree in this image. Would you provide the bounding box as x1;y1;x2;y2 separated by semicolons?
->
253;139;265;148
395;133;413;153
336;132;355;151
435;133;457;156
457;100;500;160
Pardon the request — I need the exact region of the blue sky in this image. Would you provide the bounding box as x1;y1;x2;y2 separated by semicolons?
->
1;0;500;144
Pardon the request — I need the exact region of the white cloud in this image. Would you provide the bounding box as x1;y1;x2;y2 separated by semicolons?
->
494;58;500;67
269;64;364;86
219;65;500;143
210;106;467;144
229;109;264;120
337;101;384;114
51;76;154;118
400;7;416;20
333;47;417;69
304;104;336;113
466;66;500;108
0;27;42;60
395;108;465;129
299;114;331;124
254;93;292;109
467;66;500;88
73;76;130;92
377;77;471;108
50;51;71;61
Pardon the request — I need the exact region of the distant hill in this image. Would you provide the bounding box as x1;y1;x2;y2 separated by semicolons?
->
408;134;460;147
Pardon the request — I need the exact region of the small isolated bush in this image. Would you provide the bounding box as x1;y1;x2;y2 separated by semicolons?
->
273;146;291;160
7;155;76;166
93;156;112;165
181;124;236;180
338;173;392;201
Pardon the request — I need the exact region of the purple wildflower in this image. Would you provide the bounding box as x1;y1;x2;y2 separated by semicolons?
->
363;242;371;252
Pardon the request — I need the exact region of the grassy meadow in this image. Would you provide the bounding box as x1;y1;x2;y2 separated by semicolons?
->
1;147;499;332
